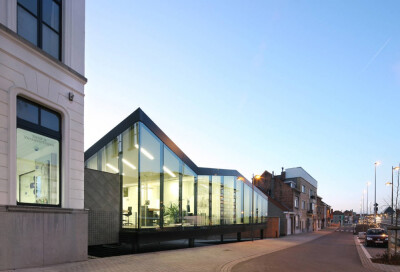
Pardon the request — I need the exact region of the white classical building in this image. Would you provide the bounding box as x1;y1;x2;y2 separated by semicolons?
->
0;0;87;269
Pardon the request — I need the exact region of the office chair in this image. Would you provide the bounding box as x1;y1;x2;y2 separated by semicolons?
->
123;206;133;225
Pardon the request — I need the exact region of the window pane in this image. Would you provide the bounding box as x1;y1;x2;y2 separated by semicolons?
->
100;139;118;174
85;154;97;170
17;128;59;205
182;164;195;226
42;25;59;59
41;108;60;131
243;184;251;224
17;6;38;46
236;178;243;224
223;176;235;225
197;175;209;226
211;176;221;225
139;124;161;228
42;0;59;31
163;147;180;227
122;124;139;229
17;98;39;124
18;0;38;15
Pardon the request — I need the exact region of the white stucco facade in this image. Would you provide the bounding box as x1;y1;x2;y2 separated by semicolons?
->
0;1;88;269
0;0;86;209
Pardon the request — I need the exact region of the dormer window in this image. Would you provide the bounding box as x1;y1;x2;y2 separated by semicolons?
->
17;0;62;60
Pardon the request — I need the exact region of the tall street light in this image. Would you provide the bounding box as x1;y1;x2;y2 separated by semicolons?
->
374;161;380;223
386;166;400;225
366;182;370;217
251;174;261;242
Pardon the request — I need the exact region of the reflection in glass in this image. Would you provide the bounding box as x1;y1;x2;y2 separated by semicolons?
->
236;178;243;224
243;184;251;224
139;124;161;228
41;108;60;131
212;176;221;225
99;139;118;174
197;175;210;226
17;98;39;124
42;0;59;31
42;24;59;59
163;147;181;227
85;154;97;170
122;124;139;228
17;6;38;45
182;164;195;226
17;128;59;205
223;176;235;224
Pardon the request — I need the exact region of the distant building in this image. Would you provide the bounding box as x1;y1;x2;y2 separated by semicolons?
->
332;210;344;225
255;167;319;234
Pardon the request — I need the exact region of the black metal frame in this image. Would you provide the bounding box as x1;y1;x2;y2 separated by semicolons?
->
84;107;269;231
16;96;62;207
17;0;62;60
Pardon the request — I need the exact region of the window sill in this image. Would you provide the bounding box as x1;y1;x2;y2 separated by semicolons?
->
1;205;88;214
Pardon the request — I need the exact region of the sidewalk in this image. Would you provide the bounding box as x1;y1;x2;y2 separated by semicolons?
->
6;229;335;272
354;236;400;272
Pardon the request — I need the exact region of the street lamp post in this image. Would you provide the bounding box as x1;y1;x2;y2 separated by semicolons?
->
251;174;261;242
366;182;370;217
374;162;380;223
385;166;399;225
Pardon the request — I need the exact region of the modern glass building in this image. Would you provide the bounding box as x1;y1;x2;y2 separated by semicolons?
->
84;108;268;246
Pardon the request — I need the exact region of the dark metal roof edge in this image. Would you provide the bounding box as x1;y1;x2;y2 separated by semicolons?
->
84;108;199;172
84;109;268;199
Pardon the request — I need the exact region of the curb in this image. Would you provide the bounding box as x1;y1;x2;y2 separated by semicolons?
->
353;236;400;272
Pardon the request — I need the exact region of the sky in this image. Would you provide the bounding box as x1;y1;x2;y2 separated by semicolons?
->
84;0;400;213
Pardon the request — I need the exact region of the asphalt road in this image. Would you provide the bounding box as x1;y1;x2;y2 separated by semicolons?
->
232;226;365;272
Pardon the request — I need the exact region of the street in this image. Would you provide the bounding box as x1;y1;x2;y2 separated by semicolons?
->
233;226;365;272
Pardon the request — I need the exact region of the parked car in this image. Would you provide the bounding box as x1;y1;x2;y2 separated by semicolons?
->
364;228;388;247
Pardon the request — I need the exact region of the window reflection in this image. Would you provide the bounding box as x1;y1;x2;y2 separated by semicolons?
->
182;165;195;226
243;184;251;224
212;176;221;225
122;124;139;228
197;175;210;226
223;176;235;224
139;124;161;228
163;147;181;227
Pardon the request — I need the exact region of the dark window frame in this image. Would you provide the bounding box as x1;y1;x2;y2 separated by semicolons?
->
17;0;62;60
16;96;62;207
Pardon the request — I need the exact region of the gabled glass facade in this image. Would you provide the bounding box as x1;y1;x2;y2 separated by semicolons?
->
85;121;268;229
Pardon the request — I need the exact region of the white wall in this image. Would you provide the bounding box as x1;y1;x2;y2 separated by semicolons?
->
0;0;86;209
0;0;85;75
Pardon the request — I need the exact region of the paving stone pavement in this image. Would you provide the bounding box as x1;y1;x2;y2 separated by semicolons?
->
4;228;341;272
354;236;400;272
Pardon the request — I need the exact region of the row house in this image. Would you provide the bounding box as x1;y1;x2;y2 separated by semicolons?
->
255;167;319;235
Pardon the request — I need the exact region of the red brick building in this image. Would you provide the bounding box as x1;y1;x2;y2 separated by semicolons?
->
255;167;319;234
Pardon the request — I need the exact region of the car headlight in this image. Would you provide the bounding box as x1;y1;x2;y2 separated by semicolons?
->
367;237;373;240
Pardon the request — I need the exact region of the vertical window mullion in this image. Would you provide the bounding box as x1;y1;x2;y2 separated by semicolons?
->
38;0;42;49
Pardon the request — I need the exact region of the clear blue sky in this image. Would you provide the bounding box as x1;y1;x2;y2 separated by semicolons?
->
84;0;400;213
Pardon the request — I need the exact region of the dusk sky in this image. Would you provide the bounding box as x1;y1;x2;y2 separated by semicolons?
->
84;1;400;213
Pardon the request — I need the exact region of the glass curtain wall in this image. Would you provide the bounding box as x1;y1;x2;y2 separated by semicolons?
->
139;124;161;228
243;184;251;224
211;176;222;225
163;147;181;227
122;124;139;228
182;165;196;226
236;178;243;224
223;176;235;224
197;175;210;226
84;120;271;229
